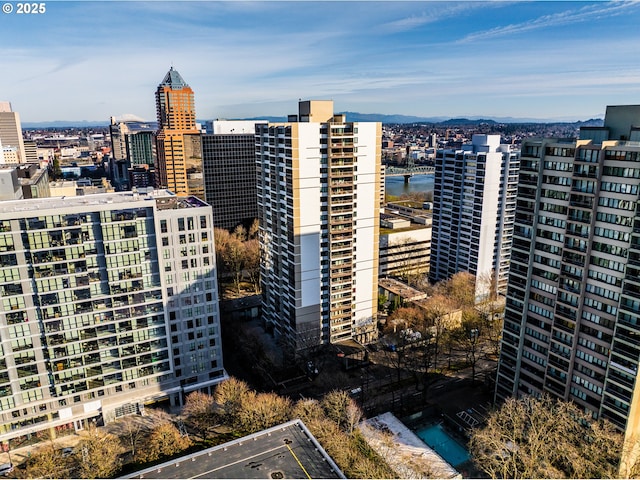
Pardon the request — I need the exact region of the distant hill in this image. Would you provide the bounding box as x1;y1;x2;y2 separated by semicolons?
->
23;120;111;128
23;113;605;129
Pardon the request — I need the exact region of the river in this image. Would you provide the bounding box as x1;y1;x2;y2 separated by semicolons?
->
384;174;434;197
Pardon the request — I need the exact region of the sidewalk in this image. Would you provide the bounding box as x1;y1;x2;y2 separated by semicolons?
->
2;433;82;466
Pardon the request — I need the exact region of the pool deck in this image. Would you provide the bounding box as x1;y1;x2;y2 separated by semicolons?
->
360;412;461;479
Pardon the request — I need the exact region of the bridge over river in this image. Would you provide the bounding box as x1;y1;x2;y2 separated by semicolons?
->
385;165;435;183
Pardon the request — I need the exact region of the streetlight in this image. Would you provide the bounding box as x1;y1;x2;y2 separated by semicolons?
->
469;328;479;383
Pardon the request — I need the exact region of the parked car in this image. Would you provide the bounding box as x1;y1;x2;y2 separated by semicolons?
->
0;463;13;476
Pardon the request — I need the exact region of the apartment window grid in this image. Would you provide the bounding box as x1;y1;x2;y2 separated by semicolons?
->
496;139;640;428
0;195;224;442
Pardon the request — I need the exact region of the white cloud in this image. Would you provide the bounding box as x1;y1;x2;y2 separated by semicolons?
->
458;0;640;43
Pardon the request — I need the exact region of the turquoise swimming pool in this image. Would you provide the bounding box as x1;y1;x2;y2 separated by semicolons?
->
415;422;470;467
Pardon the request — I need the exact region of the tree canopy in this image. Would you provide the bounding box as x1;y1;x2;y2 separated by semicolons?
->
469;394;626;479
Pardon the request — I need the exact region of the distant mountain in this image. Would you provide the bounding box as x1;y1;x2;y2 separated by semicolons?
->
23;120;110;128
23;113;605;129
339;112;449;123
440;118;498;125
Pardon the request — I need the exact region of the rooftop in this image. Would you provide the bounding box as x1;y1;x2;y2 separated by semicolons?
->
123;420;344;479
360;412;460;479
159;67;189;89
0;190;209;216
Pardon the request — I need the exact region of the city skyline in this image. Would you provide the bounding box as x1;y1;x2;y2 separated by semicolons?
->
2;1;640;123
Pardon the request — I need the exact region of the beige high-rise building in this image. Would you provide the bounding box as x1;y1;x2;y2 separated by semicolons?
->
154;68;203;198
0;102;26;163
257;100;381;353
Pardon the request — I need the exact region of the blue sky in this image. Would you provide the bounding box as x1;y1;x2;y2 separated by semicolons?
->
2;1;640;123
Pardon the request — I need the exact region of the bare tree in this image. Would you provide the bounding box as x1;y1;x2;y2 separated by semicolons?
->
477;299;505;359
233;224;247;241
137;422;192;463
17;438;72;479
181;391;217;442
248;218;260;239
237;392;292;434
222;235;245;294
321;390;363;434
455;309;484;383
440;271;476;309
75;425;123;479
469;395;625;479
213;377;252;427
243;238;261;294
477;269;498;302
421;294;456;371
117;416;147;461
292;398;325;425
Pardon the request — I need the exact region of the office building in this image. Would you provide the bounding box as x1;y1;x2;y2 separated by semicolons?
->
154;68;203;198
430;134;519;299
23;141;38;163
0;163;50;200
202;120;266;230
0;102;26;164
257;100;381;352
495;105;640;446
379;212;431;279
110;117;157;191
0;190;226;444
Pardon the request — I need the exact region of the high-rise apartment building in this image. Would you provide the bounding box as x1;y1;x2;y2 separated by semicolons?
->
430;135;519;299
495;105;640;443
202;120;266;230
154;68;203;198
0;102;26;164
257;101;381;351
110;117;157;191
0;190;226;444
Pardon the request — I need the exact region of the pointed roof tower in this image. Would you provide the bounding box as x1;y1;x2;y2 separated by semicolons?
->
159;67;189;89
